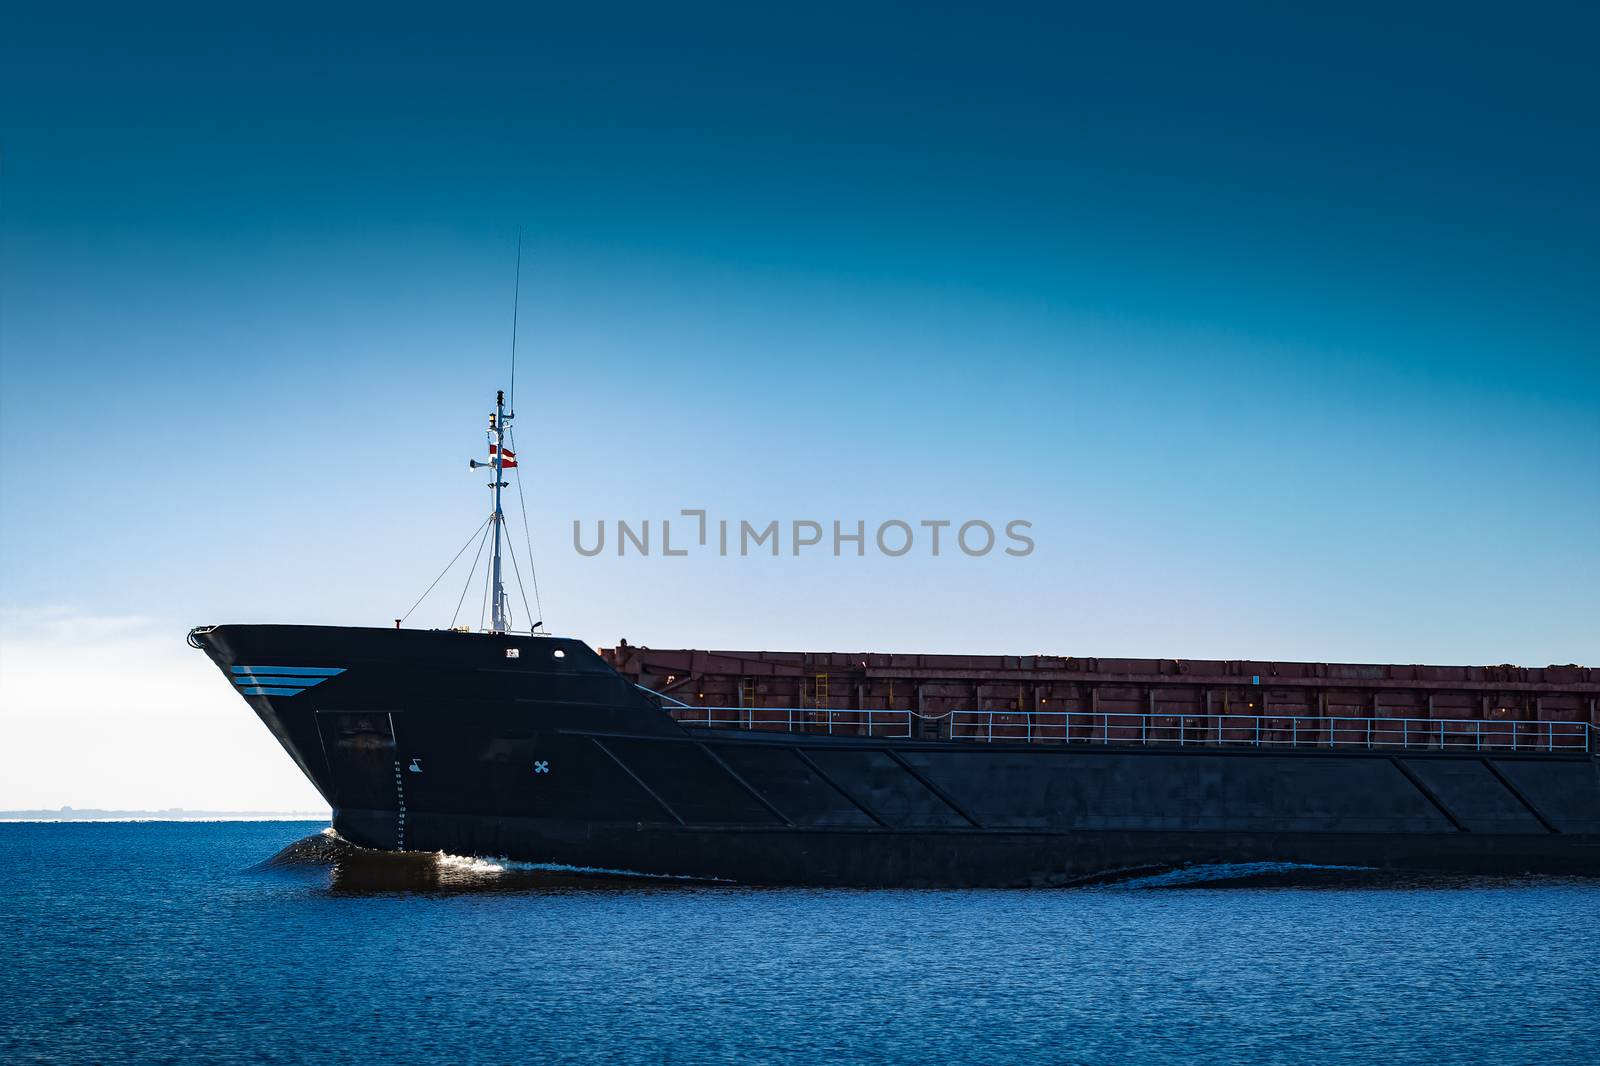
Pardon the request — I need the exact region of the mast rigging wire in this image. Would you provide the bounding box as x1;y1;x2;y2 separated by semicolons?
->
507;426;545;626
502;515;537;631
479;523;496;632
451;518;494;628
400;515;492;625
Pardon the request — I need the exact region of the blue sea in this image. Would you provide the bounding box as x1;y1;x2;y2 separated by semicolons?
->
1;822;1596;1064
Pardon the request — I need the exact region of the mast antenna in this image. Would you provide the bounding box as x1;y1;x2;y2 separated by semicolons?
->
509;230;521;411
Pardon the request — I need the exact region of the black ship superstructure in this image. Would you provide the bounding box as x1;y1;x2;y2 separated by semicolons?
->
190;389;1600;886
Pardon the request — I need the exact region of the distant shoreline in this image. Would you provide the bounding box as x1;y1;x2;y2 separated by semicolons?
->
1;809;330;823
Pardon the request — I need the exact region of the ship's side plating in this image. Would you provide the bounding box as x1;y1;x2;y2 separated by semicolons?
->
193;623;1600;886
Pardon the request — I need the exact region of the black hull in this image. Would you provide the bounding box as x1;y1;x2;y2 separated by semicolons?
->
193;624;1600;887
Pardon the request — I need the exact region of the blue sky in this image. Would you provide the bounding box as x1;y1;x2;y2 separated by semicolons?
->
1;3;1596;807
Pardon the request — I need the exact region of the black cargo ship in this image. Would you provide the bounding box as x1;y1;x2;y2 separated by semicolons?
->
190;391;1600;886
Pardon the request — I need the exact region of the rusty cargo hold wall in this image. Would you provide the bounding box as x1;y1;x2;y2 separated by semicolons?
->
599;644;1600;738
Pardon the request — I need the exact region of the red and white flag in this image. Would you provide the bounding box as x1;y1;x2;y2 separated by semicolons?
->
489;444;517;469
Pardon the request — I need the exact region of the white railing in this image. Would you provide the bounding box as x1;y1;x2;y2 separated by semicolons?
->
666;705;1595;754
946;711;1593;753
669;706;914;738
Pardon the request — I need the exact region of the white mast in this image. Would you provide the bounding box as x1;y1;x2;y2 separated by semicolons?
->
488;390;510;633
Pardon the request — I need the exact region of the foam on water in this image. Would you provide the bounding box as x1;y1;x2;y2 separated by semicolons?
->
432;850;732;883
250;831;725;890
433;852;508;875
1109;861;1377;889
